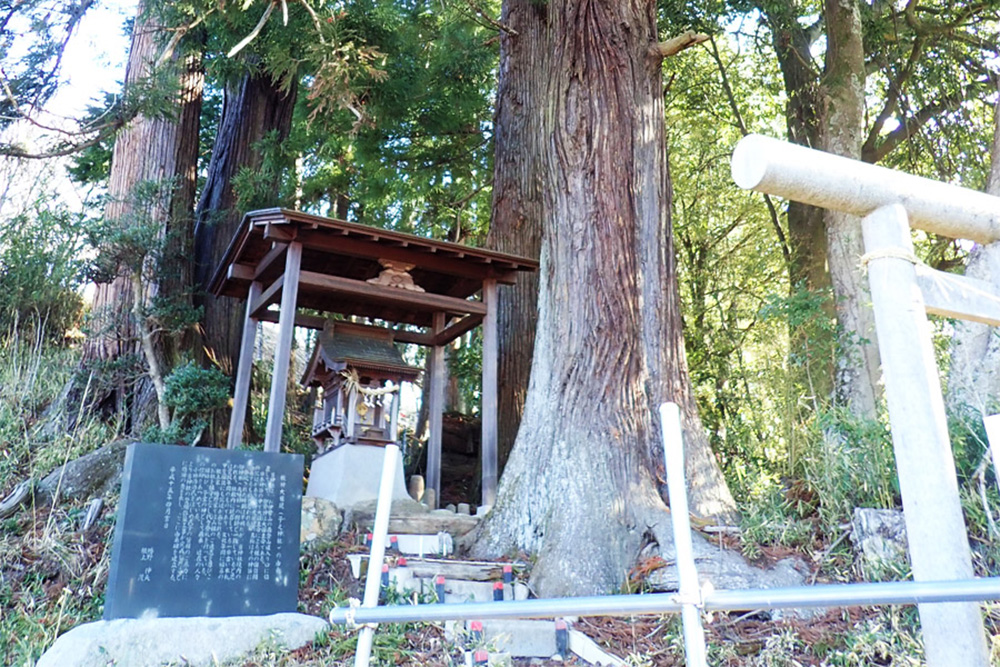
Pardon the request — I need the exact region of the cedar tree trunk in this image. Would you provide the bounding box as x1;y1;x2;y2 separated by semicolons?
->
473;0;736;597
486;0;545;473
83;2;202;425
193;69;296;376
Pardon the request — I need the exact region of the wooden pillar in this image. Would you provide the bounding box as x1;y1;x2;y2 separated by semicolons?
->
481;278;499;507
862;204;989;667
227;281;262;449
263;242;302;454
427;312;446;508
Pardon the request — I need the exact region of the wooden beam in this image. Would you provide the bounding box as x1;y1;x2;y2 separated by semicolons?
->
228;263;254;281
427;312;446;509
256;310;435;345
432;313;484;346
916;265;1000;327
294;229;521;283
298;270;487;316
250;275;284;318
228;281;262;450
264;242;303;453
480;279;498;507
263;223;296;242
254;242;289;280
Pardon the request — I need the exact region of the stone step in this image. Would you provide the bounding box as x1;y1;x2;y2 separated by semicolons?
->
353;505;481;536
448;619;627;664
400;570;530;603
349;554;522;582
347;555;529;602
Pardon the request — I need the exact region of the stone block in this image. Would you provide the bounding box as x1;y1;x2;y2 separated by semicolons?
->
37;613;328;667
306;444;410;508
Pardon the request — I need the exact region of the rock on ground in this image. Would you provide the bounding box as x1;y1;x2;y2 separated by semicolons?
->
300;496;342;548
850;507;908;567
36;613;328;667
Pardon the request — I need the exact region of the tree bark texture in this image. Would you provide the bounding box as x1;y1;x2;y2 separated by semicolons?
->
473;0;737;597
83;2;203;425
761;0;880;419
947;85;1000;416
486;0;545;474
194;70;296;377
819;0;880;419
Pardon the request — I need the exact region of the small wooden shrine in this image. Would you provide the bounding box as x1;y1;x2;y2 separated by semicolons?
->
302;321;421;449
208;208;538;507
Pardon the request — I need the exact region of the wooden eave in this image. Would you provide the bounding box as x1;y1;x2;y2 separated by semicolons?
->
209;208;539;302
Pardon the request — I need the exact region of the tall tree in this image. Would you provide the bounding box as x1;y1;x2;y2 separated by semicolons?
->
817;0;880;419
193;67;296;377
948;81;1000;415
83;0;203;426
486;0;545;471
473;0;737;596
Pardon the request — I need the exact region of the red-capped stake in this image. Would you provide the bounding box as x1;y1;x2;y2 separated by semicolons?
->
502;563;513;583
365;532;373;546
435;574;446;603
469;619;484;643
397;557;408;567
381;563;390;587
389;535;399;552
555;618;569;657
473;649;489;665
492;580;504;601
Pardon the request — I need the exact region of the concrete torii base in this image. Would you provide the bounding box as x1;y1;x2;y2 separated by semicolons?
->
306;444;410;508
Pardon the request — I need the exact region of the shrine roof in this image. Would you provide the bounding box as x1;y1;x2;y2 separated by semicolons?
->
303;322;421;385
208;208;538;327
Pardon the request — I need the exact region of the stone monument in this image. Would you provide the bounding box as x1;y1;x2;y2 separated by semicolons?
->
104;443;304;619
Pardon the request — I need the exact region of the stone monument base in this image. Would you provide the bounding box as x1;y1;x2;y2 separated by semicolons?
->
306;443;410;507
37;613;327;667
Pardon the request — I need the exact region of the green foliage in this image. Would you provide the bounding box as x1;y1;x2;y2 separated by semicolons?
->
807;408;899;521
0;326;119;490
231;130;299;211
0;193;86;339
0;0;98;129
143;361;231;444
293;0;498;241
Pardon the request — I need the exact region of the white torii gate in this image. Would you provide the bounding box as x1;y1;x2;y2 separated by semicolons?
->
732;134;1000;667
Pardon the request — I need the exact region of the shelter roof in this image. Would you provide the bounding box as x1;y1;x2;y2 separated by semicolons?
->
209;208;538;327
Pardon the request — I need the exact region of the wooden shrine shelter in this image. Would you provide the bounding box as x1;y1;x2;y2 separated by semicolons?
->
208;208;538;506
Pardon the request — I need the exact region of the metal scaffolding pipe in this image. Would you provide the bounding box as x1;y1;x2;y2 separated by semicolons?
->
329;577;1000;626
659;403;708;667
730;134;1000;244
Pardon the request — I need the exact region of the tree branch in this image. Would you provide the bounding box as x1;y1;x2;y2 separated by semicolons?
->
228;0;276;58
650;31;709;59
463;0;518;36
863;93;965;163
862;37;924;159
706;36;791;265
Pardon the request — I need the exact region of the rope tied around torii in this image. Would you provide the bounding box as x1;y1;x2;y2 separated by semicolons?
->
859;246;924;271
